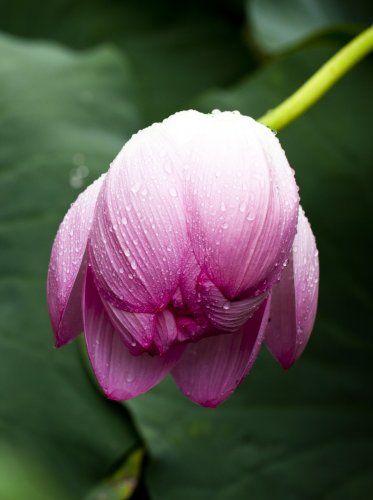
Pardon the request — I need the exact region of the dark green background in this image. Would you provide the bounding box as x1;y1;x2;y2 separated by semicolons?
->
0;1;372;499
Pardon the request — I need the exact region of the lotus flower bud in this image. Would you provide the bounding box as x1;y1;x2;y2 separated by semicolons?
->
47;110;319;407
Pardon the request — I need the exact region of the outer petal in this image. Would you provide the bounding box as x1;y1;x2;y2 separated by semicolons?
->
184;111;299;299
265;207;319;369
83;267;184;400
172;298;271;407
89;123;188;313
47;175;105;347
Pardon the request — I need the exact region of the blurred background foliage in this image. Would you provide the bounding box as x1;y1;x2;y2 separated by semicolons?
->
0;1;372;499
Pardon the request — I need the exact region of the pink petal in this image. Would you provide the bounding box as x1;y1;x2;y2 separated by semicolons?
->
175;316;207;343
103;301;155;355
184;112;299;299
265;207;319;369
83;267;184;400
153;309;178;354
172;298;271;407
89;124;188;313
47;175;105;347
197;271;267;333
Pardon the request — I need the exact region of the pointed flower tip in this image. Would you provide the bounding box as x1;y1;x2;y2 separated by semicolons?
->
199;401;220;409
268;346;298;371
47;110;318;407
54;337;64;349
105;389;127;402
279;356;296;372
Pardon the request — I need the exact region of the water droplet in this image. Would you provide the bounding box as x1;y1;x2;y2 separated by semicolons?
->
223;302;230;310
131;182;141;194
221;222;228;229
130;260;137;270
169;187;178;198
124;248;130;257
239;202;246;213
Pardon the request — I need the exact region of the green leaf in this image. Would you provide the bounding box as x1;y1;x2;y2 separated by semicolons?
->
85;448;145;500
0;33;142;499
0;445;65;500
247;0;373;53
0;0;255;122
127;46;373;499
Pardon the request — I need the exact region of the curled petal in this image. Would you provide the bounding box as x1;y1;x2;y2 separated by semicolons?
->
197;271;267;333
172;298;271;407
103;301;155;355
184;112;299;299
153;309;179;354
265;207;319;369
47;175;105;347
83;268;184;400
89;124;188;313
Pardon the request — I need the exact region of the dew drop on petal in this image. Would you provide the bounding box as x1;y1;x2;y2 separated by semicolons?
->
131;182;141;194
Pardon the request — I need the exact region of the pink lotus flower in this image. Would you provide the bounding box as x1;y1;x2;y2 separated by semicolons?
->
47;111;319;407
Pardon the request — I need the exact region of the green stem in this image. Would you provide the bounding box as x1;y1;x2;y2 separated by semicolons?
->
259;25;373;132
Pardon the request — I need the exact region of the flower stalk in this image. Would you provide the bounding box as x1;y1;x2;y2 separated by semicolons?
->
259;25;373;132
